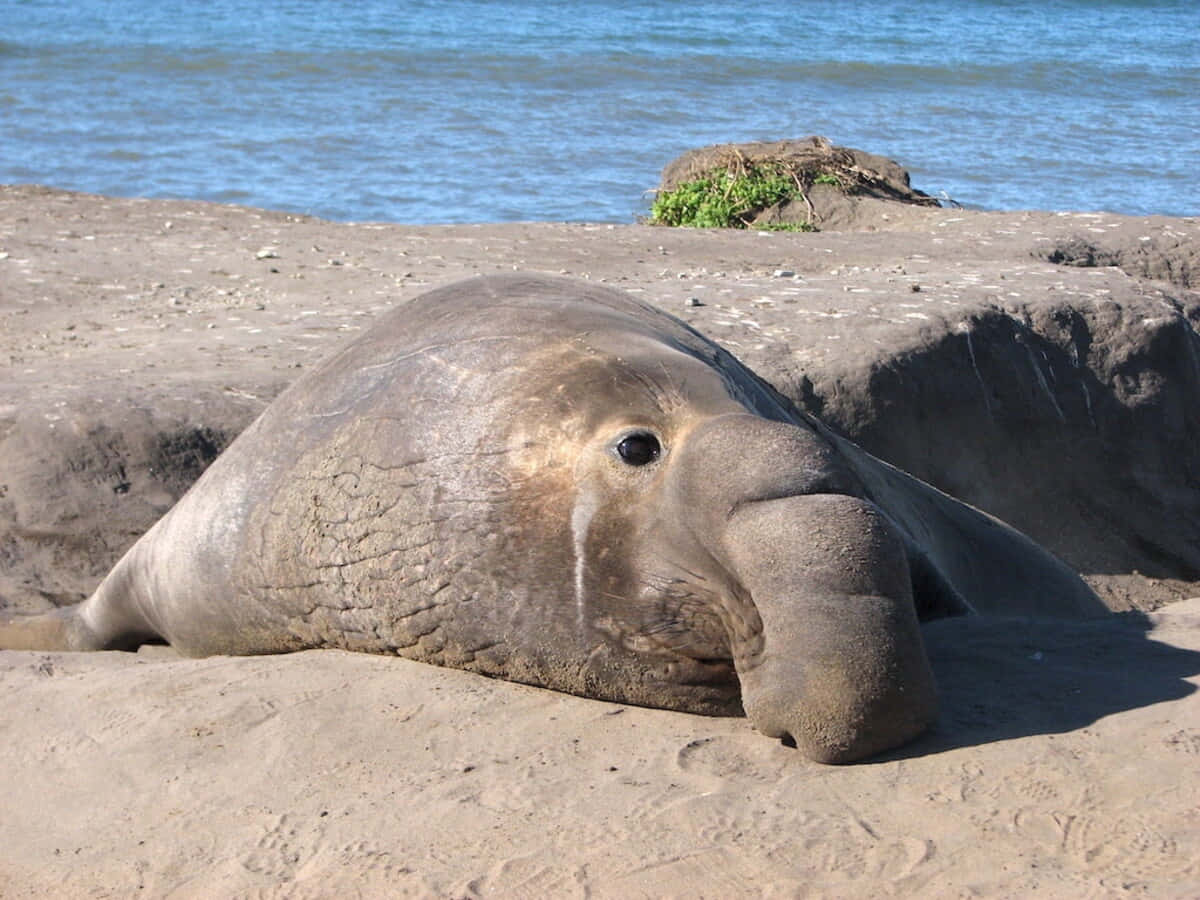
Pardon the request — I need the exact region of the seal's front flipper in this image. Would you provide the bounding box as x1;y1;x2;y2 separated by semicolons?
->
0;605;95;651
0;592;155;652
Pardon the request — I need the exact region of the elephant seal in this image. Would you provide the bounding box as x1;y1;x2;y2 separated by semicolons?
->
0;274;1105;762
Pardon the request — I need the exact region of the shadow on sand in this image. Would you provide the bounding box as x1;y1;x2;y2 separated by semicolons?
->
888;609;1200;759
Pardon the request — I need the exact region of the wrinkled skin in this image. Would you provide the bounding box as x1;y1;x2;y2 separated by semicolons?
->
0;274;1105;762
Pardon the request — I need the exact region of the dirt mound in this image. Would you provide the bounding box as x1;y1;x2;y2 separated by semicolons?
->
783;295;1200;609
656;137;941;230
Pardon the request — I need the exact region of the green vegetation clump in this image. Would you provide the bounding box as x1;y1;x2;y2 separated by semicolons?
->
649;153;834;230
650;163;801;229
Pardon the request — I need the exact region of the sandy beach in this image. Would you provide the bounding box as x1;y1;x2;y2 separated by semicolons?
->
2;185;1199;896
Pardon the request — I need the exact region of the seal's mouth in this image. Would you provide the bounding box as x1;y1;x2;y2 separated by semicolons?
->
724;472;862;522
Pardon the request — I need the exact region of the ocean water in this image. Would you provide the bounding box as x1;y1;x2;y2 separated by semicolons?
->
1;0;1197;223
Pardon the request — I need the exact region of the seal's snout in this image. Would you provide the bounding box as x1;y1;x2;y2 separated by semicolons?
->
656;414;939;761
719;493;937;762
718;493;938;763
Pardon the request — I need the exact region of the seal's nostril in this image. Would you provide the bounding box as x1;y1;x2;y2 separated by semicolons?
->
780;732;798;749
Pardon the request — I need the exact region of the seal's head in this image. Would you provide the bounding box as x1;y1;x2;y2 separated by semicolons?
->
494;310;938;763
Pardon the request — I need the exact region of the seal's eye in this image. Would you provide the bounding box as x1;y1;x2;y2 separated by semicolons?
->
616;432;661;466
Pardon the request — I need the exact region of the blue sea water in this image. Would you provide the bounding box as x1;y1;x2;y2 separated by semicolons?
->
1;0;1197;223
